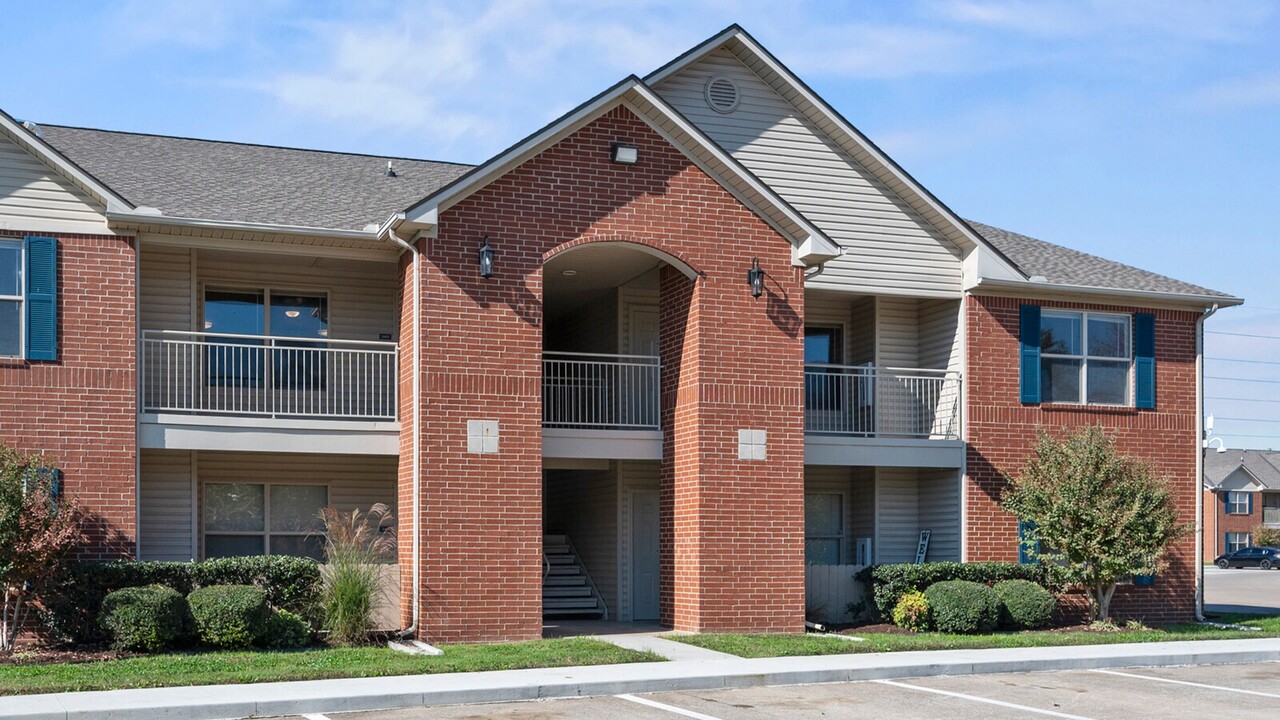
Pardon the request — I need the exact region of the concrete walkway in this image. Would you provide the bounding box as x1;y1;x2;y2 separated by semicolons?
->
5;637;1280;720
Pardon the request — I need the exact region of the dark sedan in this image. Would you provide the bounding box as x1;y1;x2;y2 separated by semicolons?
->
1215;546;1280;569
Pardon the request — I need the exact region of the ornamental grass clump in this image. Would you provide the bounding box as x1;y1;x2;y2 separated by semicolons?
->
320;503;395;646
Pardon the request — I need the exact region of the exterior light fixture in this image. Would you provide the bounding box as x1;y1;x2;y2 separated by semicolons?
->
478;236;495;279
610;142;638;165
747;257;765;298
284;310;301;318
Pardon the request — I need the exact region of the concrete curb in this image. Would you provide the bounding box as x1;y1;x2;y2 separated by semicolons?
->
5;637;1280;720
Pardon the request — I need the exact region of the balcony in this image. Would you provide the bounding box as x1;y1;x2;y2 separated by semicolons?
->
141;330;398;422
542;352;660;430
1264;506;1280;528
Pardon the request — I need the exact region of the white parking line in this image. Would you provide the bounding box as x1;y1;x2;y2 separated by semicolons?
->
873;679;1099;720
302;715;331;720
616;693;727;719
1089;668;1280;698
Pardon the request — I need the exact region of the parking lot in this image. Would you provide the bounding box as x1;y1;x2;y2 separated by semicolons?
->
1205;565;1280;614
283;662;1280;720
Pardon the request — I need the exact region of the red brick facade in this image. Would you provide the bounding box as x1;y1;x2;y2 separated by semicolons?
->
0;231;137;560
402;106;805;642
1203;488;1266;560
964;294;1200;623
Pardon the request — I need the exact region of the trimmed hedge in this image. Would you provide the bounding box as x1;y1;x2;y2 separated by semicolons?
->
924;580;1000;634
188;585;271;649
858;562;1061;619
993;579;1056;629
261;609;313;649
98;585;190;652
891;590;931;631
39;556;321;644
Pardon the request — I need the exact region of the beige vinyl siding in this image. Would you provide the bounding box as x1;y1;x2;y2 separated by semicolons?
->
196;451;397;559
918;468;962;562
139;450;196;561
919;299;962;373
655;49;963;298
196;249;399;342
544;467;619;613
849;467;875;551
0;135;108;234
848;297;875;365
616;460;660;621
140;243;195;331
804;292;857;364
875;467;920;563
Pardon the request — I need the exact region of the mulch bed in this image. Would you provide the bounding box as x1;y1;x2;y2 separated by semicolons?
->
0;646;128;666
831;622;915;635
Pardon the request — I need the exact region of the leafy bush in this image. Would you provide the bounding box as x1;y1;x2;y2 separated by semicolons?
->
1253;526;1280;549
859;562;1061;619
924;580;1001;634
40;556;320;644
260;609;313;649
321;503;395;646
993;579;1056;629
98;585;190;652
891;590;931;631
187;585;270;649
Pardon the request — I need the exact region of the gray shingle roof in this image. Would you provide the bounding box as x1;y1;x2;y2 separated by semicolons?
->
967;220;1233;299
1204;450;1280;489
38;125;473;231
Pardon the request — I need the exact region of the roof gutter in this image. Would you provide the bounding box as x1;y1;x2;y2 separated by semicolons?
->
106;210;384;242
970;277;1244;308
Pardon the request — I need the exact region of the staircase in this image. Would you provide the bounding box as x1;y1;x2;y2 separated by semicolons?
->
542;534;607;619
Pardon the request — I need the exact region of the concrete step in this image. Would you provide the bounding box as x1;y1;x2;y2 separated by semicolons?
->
544;544;570;554
542;607;606;618
543;585;592;598
543;597;602;610
543;534;567;545
543;575;587;586
546;564;581;576
546;555;576;564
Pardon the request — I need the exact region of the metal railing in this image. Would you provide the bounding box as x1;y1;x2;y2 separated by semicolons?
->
141;330;398;421
804;364;962;439
1264;506;1280;527
543;352;660;430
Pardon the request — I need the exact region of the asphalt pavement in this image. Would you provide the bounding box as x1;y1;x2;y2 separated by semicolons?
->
1204;565;1280;614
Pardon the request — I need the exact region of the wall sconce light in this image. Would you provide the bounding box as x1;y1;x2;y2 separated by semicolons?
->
747;257;765;298
478;236;495;279
610;142;638;165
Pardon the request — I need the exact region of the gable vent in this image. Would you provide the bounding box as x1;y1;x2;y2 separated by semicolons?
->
704;75;740;114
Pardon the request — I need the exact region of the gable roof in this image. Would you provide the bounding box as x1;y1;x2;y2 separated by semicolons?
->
0;107;134;212
37;125;471;231
1205;450;1280;490
401;75;842;264
968;221;1236;300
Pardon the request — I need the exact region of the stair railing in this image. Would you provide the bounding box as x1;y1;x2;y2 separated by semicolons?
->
564;535;609;621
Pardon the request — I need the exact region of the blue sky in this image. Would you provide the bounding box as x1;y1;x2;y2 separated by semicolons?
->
7;0;1280;448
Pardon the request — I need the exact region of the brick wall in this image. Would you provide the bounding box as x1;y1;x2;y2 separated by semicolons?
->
0;231;137;560
405;105;805;642
965;294;1200;623
1203;488;1261;560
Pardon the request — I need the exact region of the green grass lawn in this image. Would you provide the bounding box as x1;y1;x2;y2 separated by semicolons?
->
0;638;664;696
671;614;1280;658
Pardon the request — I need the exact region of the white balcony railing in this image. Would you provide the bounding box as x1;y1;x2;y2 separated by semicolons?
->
805;365;962;439
1264;506;1280;527
141;330;398;421
543;352;660;430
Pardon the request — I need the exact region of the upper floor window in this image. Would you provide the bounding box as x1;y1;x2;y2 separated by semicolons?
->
0;240;21;357
1040;310;1131;405
1226;491;1252;515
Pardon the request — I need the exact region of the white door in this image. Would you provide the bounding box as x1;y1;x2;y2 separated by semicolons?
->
628;307;659;356
625;307;660;427
631;490;660;621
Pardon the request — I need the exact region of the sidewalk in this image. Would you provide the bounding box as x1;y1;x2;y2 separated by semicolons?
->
5;636;1280;720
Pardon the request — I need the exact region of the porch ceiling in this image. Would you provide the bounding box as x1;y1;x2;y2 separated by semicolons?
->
544;244;662;323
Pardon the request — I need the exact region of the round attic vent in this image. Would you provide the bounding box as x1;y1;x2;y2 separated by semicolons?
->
704;75;740;113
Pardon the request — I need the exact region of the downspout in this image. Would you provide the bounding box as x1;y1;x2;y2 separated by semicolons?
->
1195;303;1220;622
386;227;422;639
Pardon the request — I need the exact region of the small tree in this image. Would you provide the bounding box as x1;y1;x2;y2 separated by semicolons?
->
0;443;86;651
1252;525;1280;549
1001;426;1189;622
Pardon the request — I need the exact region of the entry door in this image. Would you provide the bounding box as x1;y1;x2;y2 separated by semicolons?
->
628;307;660;357
625;308;660;427
631;490;660;621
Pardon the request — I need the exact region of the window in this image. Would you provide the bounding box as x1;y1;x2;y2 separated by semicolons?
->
1226;532;1251;554
805;326;843;412
1226;491;1252;515
204;483;328;560
203;288;329;389
0;239;21;357
1040;311;1131;405
804;493;843;565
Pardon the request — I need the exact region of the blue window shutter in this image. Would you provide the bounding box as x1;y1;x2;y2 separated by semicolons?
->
1019;305;1041;404
1018;520;1039;564
24;236;57;361
1134;313;1155;409
1248;493;1254;515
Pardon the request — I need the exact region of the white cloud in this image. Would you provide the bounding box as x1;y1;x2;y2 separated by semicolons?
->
1191;74;1280;109
787;24;984;79
933;0;1272;42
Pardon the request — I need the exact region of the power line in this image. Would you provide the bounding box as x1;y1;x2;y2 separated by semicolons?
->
1205;376;1280;385
1208;396;1280;404
1207;331;1280;340
1214;417;1280;424
1206;357;1280;366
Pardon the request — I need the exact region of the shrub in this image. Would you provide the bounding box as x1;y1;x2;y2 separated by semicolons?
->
1253;526;1280;549
260;609;312;649
321;503;395;646
924;580;1000;634
860;562;1061;620
993;579;1056;629
188;585;271;649
40;556;320;644
891;590;931;631
98;585;190;652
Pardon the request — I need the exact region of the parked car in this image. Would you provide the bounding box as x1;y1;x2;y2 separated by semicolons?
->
1215;546;1280;569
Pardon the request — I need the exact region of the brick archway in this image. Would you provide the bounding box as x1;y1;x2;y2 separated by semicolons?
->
543;235;703;280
